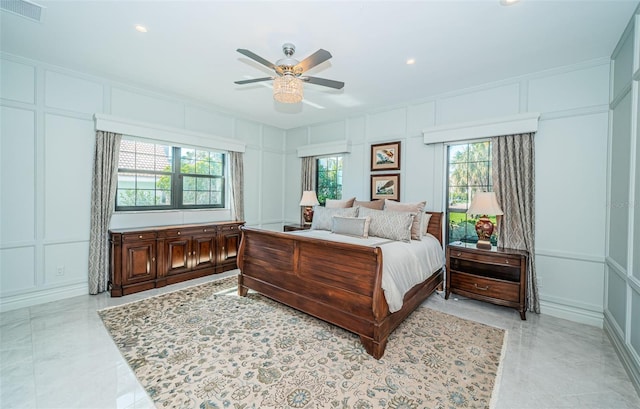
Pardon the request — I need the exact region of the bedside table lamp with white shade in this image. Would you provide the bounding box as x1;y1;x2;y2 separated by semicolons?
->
467;191;504;250
299;190;319;225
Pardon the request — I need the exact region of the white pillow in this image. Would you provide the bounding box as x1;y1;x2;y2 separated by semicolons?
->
331;216;371;238
358;207;414;243
311;206;358;231
423;213;432;235
384;200;427;240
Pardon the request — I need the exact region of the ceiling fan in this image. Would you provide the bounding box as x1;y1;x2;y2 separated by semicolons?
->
234;43;344;103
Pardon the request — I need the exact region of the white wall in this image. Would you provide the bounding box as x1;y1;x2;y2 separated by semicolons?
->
605;9;640;395
285;58;612;327
0;53;286;311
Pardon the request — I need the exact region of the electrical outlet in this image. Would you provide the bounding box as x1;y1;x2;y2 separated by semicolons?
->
56;266;64;276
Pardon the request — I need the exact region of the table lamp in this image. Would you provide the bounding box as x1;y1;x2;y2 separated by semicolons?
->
299;191;319;224
467;191;504;250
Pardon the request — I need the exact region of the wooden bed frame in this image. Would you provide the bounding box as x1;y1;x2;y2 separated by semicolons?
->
237;211;444;359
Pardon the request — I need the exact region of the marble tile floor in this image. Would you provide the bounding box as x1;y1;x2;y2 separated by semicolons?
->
1;271;639;409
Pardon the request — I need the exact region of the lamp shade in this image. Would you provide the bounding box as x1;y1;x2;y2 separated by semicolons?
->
273;74;303;103
467;192;504;216
299;191;319;207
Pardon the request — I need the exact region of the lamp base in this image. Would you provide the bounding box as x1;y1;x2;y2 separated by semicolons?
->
476;240;492;250
302;206;314;224
475;215;494;250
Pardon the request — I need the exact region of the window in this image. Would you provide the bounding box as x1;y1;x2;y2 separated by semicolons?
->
316;155;343;205
446;141;496;245
116;139;225;211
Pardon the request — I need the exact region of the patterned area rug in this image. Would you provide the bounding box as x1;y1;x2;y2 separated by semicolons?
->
99;276;506;409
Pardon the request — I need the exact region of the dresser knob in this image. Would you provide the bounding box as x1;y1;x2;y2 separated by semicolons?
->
177;231;181;235
139;235;143;239
505;259;510;264
203;229;207;232
456;252;461;257
474;283;489;291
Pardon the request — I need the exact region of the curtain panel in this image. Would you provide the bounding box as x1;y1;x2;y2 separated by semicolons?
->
88;131;122;294
492;132;539;313
229;151;245;222
301;156;316;191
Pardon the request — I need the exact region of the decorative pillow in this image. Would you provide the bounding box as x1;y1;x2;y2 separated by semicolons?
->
358;207;414;243
331;216;371;238
325;197;355;208
385;200;427;240
423;213;433;235
311;206;358;231
353;199;385;210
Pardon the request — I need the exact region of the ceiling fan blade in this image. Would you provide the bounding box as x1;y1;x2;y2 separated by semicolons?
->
302;76;345;90
236;49;277;70
234;77;273;85
296;49;332;72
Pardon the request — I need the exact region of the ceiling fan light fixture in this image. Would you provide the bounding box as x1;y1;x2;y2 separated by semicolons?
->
273;74;303;104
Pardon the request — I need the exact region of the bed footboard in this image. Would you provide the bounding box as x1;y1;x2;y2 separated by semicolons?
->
237;225;443;359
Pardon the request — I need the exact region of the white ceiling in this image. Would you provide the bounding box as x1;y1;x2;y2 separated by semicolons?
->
1;0;638;129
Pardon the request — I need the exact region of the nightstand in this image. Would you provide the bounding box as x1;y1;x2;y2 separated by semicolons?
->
283;224;311;232
446;243;528;320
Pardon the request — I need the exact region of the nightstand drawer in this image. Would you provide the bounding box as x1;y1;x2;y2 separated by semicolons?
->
284;224;311;232
449;249;522;268
450;271;520;302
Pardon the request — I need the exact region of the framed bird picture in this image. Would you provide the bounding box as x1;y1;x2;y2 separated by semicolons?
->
371;141;401;171
371;174;400;201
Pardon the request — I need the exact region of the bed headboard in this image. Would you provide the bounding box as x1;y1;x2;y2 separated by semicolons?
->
425;211;443;244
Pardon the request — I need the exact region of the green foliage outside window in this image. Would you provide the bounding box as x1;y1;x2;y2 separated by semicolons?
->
316;156;343;205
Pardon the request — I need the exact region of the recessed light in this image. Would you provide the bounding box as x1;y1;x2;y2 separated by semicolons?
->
135;25;148;33
500;0;520;5
406;58;416;65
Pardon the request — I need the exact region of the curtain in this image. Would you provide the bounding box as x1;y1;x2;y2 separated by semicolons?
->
88;131;122;295
229;151;245;222
301;156;316;191
492;133;539;313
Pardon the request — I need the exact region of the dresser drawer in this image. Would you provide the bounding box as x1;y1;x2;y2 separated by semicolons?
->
450;271;520;303
123;232;157;242
449;249;522;268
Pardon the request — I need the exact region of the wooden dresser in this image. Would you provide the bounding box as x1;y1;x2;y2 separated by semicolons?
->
446;243;528;319
109;221;244;297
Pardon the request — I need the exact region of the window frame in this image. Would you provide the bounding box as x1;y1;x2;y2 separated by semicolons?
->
445;139;495;245
315;154;344;206
115;139;227;212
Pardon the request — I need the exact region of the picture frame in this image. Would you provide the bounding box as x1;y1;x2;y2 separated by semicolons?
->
371;174;400;201
371;141;401;171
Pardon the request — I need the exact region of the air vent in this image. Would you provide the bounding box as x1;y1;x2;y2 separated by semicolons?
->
0;0;45;23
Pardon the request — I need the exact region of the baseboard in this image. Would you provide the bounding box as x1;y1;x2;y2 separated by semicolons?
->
604;313;640;397
539;297;603;327
0;283;88;312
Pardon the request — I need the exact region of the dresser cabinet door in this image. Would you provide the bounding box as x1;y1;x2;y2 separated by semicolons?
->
217;224;241;271
165;237;190;275
121;240;156;285
192;235;216;270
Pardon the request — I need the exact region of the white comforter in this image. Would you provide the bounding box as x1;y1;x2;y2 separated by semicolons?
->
287;230;445;312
